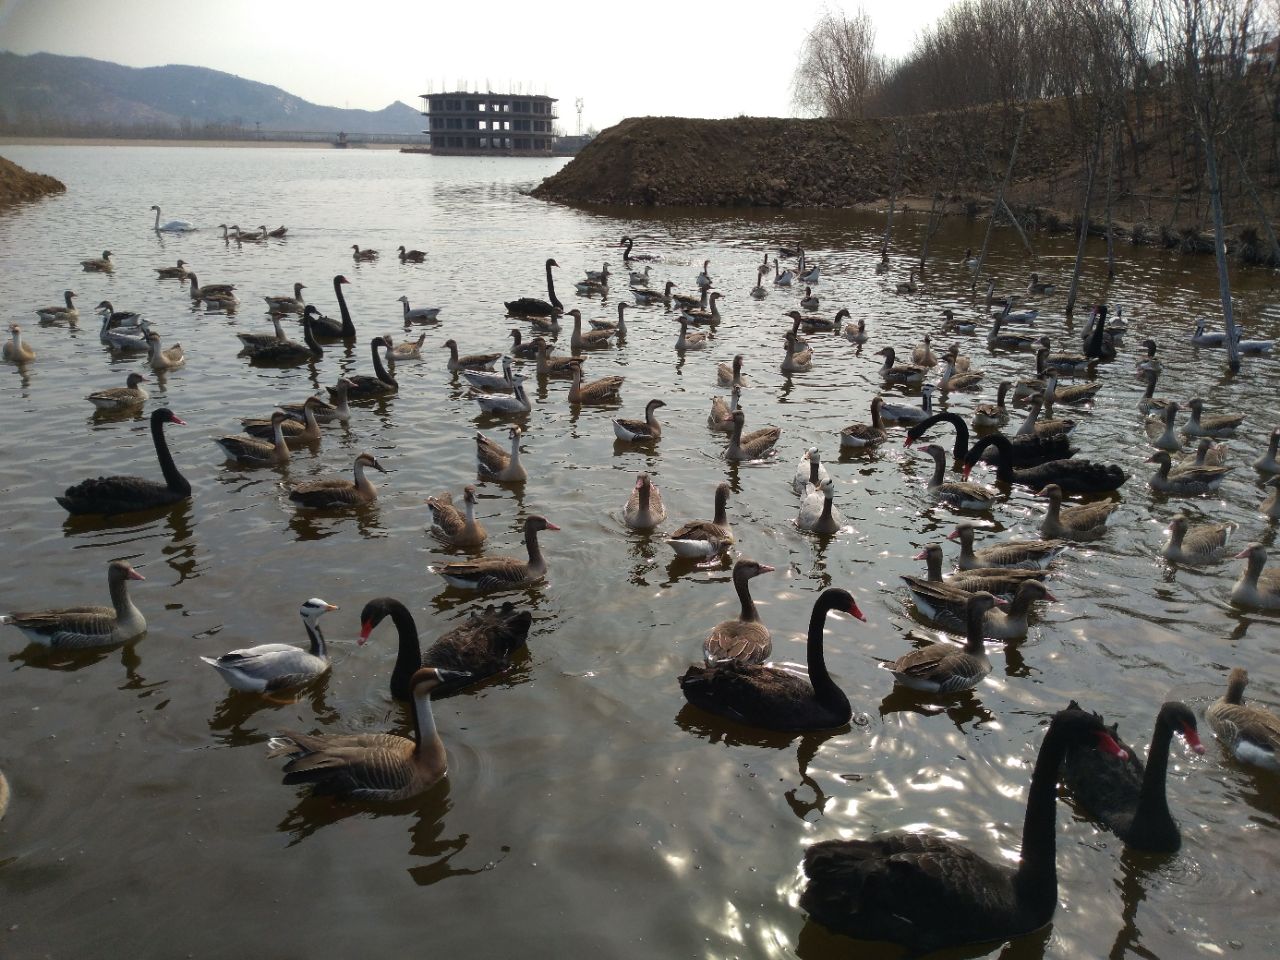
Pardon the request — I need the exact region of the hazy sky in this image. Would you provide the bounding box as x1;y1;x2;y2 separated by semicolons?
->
0;0;955;131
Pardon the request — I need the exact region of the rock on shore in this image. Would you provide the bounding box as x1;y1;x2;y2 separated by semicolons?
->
0;155;66;209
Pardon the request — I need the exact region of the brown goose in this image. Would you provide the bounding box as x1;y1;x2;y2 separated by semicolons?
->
2;560;145;648
1261;476;1280;520
623;472;666;530
264;282;306;314
235;314;287;352
717;354;747;388
351;244;379;261
918;443;998;511
938;358;984;392
397;245;426;263
725;409;781;461
1162;514;1237;563
508;328;539;359
674;316;708;351
443;338;500;371
242;396;325;447
948;522;1067;570
214;411;291;466
1146;451;1231;495
268;666;465;801
895;266;917;294
80;250;113;272
802;709;1126;953
911;543;1048;597
36;289;78;323
1253;428;1280;474
427;485;487;547
902;578;1052;640
839;397;889;449
1206;667;1280;770
666;483;734;559
569;309;614;351
3;325;35;362
703;559;774;664
242;312;322;363
973;381;1012;428
679;588;864;731
875;347;928;384
346;338;398;398
154;260;189;280
358;596;532;701
1043;373;1102;406
708;385;741;433
1137;369;1171;416
145;331;185;371
567;359;623;404
1015;397;1075;439
1230;543;1280;610
683;291;724;325
57;408;190;514
1190;437;1228;466
590;302;630;337
911;333;938;367
288;452;387;508
613;399;665;443
429;515;558;590
1036;484;1117;540
534;337;582;377
781;331;814;372
282;379;352;424
86;373;149;411
1185;397;1243;437
186;272;236;300
384;331;426;361
882;592;997;692
476;426;527;482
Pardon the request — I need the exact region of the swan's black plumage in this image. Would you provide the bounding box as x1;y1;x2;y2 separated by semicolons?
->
906;412;1075;467
57;408;190;515
962;433;1127;493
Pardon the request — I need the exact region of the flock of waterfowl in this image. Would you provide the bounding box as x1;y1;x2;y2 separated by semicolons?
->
3;209;1280;954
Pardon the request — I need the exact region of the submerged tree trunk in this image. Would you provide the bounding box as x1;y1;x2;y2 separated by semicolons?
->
1202;129;1241;373
919;192;945;271
972;109;1026;292
1104;126;1119;280
1065;122;1103;315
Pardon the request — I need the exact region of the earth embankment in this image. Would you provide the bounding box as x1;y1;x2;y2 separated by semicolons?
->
0;154;66;209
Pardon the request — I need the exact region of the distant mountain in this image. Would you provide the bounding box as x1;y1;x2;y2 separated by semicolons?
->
0;51;422;135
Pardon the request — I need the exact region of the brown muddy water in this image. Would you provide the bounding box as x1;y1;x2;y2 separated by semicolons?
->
0;145;1277;959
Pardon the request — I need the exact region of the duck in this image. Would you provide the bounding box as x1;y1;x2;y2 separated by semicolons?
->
429;515;558;590
398;245;427;263
1036;484;1118;540
2;324;36;363
214;411;291;466
703;559;774;664
799;286;819;311
1162;514;1237;564
1061;700;1203;852
717;354;748;389
961;248;979;272
1185;397;1243;437
895;267;918;294
567;359;623;404
80;250;113;272
623;472;666;530
398;295;441;323
875;347;928;384
304;277;358;339
351;244;379;261
1137;370;1171;416
2;559;147;649
359;596;531;701
973;381;1012;428
949;522;1069;571
590;302;631;339
1043;372;1102;406
911;542;1048;597
1027;272;1055;295
795;307;849;335
844;316;869;344
708;385;741;434
1147;400;1184;452
150;205;194;232
725;409;781;461
666;482;735;559
427;485;487;547
569;309;615;351
682;292;724;325
36;290;78;322
1230;543;1280;610
793;446;831;495
882;592;998;692
781;331;814;372
911;334;937;367
961;433;1128;494
267;666;466;801
797;478;843;535
476;426;527;482
1190;318;1228;346
508;328;540;360
938;357;984;392
1261;476;1280;519
57;408;190;514
839;397;889;449
1206;667;1280;770
185;273;236;302
264;282;306;314
674;317;708;351
505;258;563;318
443;338;501;372
1253;428;1280;473
385;331;426;361
1146;450;1231;494
86;372;149;411
878;385;935;425
533;337;581;378
243;312;323;364
201;598;337;693
801;709;1127;954
907;410;1077;468
288;452;387;508
918;443;999;510
242;396;325;447
613;398;665;443
472;379;532;415
144;331;185;372
680;588;864;730
346;338;398;398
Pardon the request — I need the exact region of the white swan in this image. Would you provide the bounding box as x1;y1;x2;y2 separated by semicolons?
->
151;205;196;233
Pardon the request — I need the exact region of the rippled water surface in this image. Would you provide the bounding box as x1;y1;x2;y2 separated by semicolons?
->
1;144;1278;959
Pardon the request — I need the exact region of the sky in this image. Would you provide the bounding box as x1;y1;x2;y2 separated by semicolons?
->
0;0;955;132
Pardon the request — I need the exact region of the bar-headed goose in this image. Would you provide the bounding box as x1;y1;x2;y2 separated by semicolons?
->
201;598;337;692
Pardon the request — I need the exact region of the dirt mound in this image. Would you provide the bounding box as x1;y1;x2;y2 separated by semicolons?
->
0;154;66;209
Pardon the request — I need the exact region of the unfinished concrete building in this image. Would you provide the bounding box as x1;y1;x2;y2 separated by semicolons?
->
419;92;558;155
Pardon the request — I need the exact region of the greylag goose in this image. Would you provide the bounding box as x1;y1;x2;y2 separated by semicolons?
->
797;478;843;535
708;385;741;433
533;337;581;377
875;251;891;274
268;666;466;801
584;260;612;284
283;380;351;424
569;309;615;351
242;396;325;447
1037;341;1095;376
358;596;532;700
801;709;1126;954
508;328;539;359
235;314;287;352
429;515;558;590
443;338;500;371
911;334;937;367
145;331;185;371
839;397;889;449
427;485;487;547
505;258;562;318
903;578;1052;640
703;559;774;664
36;290;78;322
2;325;36;362
150;205;194;232
666;482;734;559
242;312;322;364
911;542;1048;597
1027;272;1055;295
1206;667;1280;770
1043;373;1102;406
613;398;665;442
567;359;623;404
264;282;306;314
940;308;976;335
623;472;666;530
185;272;236;300
682;292;724;325
80;250;113;272
800;286;819;311
937;357;983;392
1162;514;1237;563
1230;543;1280;610
895;267;918;294
918;443;999;510
214;411;291;466
772;258;795;287
792;446;831;495
948;522;1067;570
1146;451;1231;495
796;306;849;334
633;280;673;305
907;411;1076;468
674;317;708;351
57;408;190;514
875;347;927;384
1137;370;1171;416
1036;484;1118;540
988;312;1040;351
86;373;149;411
288;452;387;508
679;587;863;730
385;331;426;361
973;381;1012;428
1262;476;1280;520
1135;338;1160;373
878;385;935;425
961;434;1128;494
843;317;868;344
1190;318;1227;346
717;354;747;388
398;245;426;263
1147;400;1184;452
1000;298;1040;324
781;331;814;372
1253;428;1280;474
1185;398;1243;438
590;302;630;338
351;244;379;261
628;264;651;287
201;598;337;693
476;426;526;482
1190;435;1226;466
943;343;972;373
1061;700;1203;852
882;592;998;692
345;338;398;398
725;409;781;461
398;295;441;323
2;560;146;648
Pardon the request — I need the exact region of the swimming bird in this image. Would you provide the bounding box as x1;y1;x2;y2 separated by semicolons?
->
666;482;734;559
427;485;487;547
1230;543;1280;610
2;560;146;649
1206;667;1280;770
57;408;190;514
288;452;387;508
703;559;774;664
201;599;337;693
429;515;559;590
150;205;194;232
476;426;527;482
86;373;149;411
623;472;666;530
882;592;998;692
36;290;78;322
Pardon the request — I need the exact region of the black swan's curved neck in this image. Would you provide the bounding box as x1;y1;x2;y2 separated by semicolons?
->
805;595;849;713
333;276;355;339
388;601;423;700
302;316;322;357
371;339;396;386
545;260;562;312
621;237;633;262
1134;716;1176;833
967;433;1014;482
1014;724;1070;919
152;412;189;495
1086;306;1107;357
909;412;969;462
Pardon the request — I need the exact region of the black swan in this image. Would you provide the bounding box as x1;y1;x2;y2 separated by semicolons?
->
801;707;1127;953
57;408;190;514
678;587;864;731
961;433;1127;494
905;411;1075;468
345;338;397;399
1060;700;1203;852
302;276;357;339
504;258;563;317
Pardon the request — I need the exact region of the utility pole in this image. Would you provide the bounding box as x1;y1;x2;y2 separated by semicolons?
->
575;98;584;137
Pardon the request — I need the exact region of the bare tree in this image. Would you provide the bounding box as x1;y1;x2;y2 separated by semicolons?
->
793;7;886;119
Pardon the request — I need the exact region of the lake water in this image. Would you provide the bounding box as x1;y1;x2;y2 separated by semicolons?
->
0;144;1277;959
